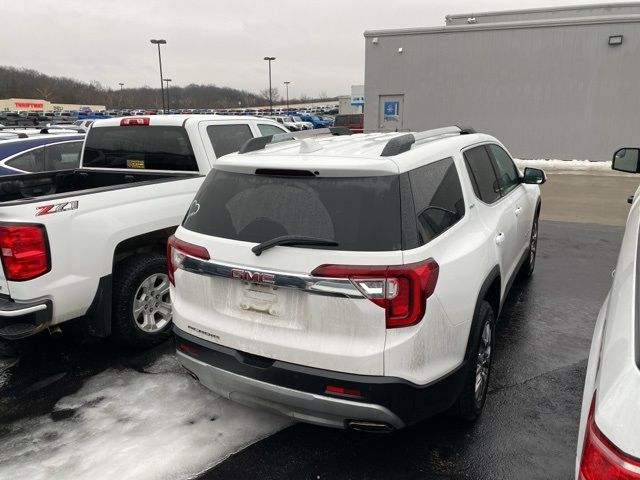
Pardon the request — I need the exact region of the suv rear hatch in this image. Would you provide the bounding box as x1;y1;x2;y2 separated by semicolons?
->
172;168;408;375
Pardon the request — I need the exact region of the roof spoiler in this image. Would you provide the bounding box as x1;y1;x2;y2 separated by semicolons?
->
380;125;475;157
239;126;352;154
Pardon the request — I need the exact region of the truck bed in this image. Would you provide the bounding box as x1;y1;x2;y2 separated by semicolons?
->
0;169;200;204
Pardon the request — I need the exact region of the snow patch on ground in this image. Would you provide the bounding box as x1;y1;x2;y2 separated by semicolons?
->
0;355;291;480
514;158;612;171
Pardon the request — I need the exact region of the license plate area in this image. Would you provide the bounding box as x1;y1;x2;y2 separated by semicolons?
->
237;282;283;316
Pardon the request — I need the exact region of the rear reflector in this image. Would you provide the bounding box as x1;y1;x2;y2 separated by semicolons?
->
177;341;199;356
120;117;150;126
579;392;640;479
326;385;362;397
167;235;210;284
311;259;439;328
0;225;49;281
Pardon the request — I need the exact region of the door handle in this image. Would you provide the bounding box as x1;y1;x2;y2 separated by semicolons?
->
515;206;522;216
495;232;505;245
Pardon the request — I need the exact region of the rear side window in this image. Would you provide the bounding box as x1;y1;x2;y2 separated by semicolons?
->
183;170;402;251
464;146;500;204
6;147;44;172
487;144;520;195
350;115;363;124
409;158;465;245
206;124;254;158
82;126;197;171
44;141;82;171
258;124;287;136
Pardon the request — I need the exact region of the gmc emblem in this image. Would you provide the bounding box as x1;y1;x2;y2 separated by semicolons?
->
231;269;275;284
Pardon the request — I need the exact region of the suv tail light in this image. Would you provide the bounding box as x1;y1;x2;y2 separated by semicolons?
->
0;225;49;281
311;259;439;328
167;235;210;284
579;393;640;479
120;117;150;126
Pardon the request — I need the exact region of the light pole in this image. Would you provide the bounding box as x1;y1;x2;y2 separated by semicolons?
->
263;56;276;114
164;78;172;112
284;81;290;114
150;39;167;112
118;83;124;109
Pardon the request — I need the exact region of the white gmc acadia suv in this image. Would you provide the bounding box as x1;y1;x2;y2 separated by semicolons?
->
169;126;546;431
576;148;640;479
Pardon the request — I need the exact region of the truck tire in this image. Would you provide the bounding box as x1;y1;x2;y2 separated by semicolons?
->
451;301;495;422
112;254;173;349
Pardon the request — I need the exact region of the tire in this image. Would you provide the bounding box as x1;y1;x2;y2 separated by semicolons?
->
519;212;539;279
112;253;173;350
451;301;495;422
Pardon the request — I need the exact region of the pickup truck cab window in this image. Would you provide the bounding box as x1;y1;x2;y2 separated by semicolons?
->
206;124;253;157
82;126;197;171
487;144;520;196
464;145;501;204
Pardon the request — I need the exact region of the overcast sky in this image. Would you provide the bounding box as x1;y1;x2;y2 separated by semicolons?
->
0;0;631;97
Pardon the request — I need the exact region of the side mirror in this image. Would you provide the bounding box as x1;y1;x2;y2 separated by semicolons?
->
523;167;546;185
612;148;640;173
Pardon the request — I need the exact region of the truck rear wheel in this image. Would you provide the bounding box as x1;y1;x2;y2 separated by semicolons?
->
112;254;173;349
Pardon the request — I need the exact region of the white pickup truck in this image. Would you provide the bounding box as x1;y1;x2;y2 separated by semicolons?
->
0;115;289;348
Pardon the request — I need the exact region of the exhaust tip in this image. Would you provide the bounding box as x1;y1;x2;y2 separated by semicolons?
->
48;326;63;337
182;367;199;382
347;420;394;433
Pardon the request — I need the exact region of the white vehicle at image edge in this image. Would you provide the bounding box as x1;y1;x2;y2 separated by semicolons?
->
0;114;288;348
576;148;640;479
170;126;546;430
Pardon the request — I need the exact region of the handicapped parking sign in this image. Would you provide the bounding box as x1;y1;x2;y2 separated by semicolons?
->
384;101;399;116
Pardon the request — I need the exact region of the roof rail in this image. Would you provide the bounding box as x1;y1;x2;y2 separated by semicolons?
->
239;126;352;154
0;132;28;139
380;125;475;157
0;125;86;135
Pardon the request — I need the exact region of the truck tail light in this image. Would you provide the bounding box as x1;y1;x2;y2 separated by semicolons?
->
0;225;49;281
167;235;210;284
579;393;640;479
120;117;150;126
311;259;439;328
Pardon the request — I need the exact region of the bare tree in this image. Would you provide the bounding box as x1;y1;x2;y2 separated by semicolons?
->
35;85;55;101
0;66;266;109
259;87;280;103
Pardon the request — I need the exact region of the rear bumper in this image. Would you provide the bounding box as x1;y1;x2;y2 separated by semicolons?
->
0;296;52;339
174;327;467;429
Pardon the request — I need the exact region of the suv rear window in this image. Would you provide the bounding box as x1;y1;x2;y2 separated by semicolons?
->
183;170;402;251
82;126;197;171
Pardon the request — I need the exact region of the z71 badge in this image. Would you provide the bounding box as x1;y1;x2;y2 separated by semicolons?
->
35;201;79;216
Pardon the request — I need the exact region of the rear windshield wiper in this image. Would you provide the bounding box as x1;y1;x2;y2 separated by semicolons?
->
251;235;338;256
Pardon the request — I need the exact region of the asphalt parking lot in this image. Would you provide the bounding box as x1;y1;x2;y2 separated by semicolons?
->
0;172;633;480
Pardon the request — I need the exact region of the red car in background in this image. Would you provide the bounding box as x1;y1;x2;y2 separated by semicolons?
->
334;113;363;133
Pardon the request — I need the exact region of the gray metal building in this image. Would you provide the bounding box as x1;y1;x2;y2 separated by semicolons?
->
363;3;640;160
